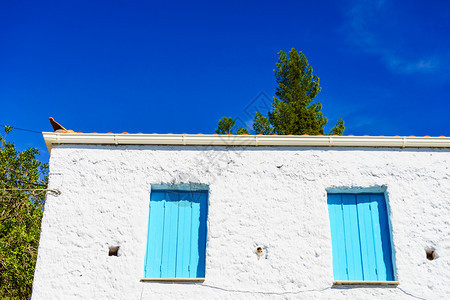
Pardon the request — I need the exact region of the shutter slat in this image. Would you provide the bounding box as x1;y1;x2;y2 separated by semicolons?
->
160;192;179;278
371;194;394;281
144;192;166;278
189;193;202;278
176;192;193;278
342;194;364;281
356;194;378;281
196;192;208;278
327;194;348;280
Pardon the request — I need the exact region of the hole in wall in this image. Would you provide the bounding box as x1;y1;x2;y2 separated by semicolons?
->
255;245;269;259
109;246;120;256
425;248;436;261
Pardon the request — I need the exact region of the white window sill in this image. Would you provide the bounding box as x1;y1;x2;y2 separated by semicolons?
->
333;281;399;285
141;278;205;282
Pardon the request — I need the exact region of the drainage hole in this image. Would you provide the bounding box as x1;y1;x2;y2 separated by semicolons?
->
426;248;436;261
109;246;120;256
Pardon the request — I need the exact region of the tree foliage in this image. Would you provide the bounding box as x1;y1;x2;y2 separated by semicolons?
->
215;117;235;134
253;112;273;135
216;48;345;135
0;126;48;299
236;127;250;135
215;116;249;135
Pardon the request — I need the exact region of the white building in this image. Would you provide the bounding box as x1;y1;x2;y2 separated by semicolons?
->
32;133;450;299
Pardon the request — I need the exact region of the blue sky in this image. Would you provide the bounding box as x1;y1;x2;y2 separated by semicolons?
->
1;0;449;162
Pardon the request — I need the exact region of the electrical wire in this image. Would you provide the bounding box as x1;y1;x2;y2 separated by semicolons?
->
198;284;332;295
157;283;426;299
397;287;427;300
0;125;42;134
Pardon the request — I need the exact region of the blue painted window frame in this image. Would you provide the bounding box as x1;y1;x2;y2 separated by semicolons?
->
327;193;395;282
144;188;208;279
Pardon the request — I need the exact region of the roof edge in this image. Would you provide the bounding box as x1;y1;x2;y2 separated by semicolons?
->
42;132;450;153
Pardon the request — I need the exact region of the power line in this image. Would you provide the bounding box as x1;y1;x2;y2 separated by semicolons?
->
0;125;42;134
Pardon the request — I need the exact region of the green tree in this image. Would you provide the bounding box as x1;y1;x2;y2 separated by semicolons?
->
328;118;345;136
0;126;48;299
215;117;235;134
256;48;345;135
253;112;273;135
236;127;250;135
215;117;250;135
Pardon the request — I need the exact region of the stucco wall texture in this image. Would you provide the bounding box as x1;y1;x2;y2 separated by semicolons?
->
32;145;450;299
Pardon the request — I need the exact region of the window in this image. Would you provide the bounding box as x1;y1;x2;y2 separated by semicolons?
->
327;193;395;283
144;187;208;279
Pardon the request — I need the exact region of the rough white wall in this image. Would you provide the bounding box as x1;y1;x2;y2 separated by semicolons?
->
32;145;450;299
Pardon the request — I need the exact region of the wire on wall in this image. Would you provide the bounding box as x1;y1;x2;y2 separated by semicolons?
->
1;188;61;196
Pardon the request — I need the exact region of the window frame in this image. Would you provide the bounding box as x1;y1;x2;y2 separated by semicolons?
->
327;191;398;285
142;186;209;282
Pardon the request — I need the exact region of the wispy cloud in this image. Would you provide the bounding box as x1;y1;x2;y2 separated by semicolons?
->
343;0;443;74
383;54;440;74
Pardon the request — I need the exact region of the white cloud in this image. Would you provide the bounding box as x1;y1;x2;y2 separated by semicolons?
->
343;0;441;74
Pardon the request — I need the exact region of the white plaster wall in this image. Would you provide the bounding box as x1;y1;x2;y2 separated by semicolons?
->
32;145;450;299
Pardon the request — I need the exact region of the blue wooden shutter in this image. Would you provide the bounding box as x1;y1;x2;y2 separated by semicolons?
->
327;193;394;281
144;190;208;278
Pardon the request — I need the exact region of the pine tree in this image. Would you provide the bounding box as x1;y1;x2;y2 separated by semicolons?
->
215;117;249;135
256;48;345;135
215;48;345;135
253;112;273;135
215;117;235;134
